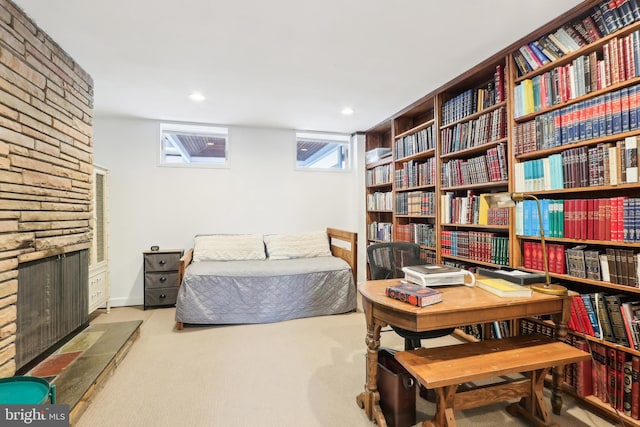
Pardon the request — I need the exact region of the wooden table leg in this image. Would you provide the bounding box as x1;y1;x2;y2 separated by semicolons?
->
551;311;568;415
356;298;387;425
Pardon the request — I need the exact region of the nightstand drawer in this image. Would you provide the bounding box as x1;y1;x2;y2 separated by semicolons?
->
144;252;180;272
144;271;179;289
144;287;178;307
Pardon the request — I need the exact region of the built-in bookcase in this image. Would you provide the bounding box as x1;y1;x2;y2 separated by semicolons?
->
392;97;438;264
365;122;393;247
438;58;510;270
364;0;640;423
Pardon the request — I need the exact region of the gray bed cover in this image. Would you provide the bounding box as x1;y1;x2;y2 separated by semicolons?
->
175;256;357;324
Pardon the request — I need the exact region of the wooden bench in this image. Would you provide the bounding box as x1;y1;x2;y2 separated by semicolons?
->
394;334;591;427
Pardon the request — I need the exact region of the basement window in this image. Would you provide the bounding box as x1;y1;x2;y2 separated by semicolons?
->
296;132;351;170
160;123;228;167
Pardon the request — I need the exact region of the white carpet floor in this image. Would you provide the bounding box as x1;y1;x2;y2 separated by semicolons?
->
75;307;618;427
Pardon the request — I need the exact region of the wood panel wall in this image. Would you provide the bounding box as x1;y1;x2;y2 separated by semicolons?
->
0;0;94;376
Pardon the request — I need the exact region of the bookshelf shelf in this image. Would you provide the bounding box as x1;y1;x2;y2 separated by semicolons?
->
440;138;508;160
441;254;507;269
365;157;392;169
395;119;435;140
443;223;510;231
365;182;392;189
518;235;640;248
440;100;507;130
395;184;436;192
441;180;509;191
364;2;640;422
396;148;436;163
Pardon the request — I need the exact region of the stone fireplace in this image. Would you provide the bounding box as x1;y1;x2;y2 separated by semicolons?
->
0;0;94;376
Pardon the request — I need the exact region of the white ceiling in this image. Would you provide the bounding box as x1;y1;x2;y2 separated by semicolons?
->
13;0;583;134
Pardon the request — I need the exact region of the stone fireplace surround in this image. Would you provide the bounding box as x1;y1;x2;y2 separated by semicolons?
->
0;0;94;376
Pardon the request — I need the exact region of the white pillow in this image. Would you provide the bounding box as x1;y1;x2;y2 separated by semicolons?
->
193;234;266;262
264;230;331;260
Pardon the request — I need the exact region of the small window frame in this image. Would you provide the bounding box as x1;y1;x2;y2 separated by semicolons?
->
159;123;230;168
295;131;352;172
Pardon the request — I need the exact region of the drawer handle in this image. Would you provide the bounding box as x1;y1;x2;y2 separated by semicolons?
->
160;293;166;299
160;276;167;282
159;260;166;265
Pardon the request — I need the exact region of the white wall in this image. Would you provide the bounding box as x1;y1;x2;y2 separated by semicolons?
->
93;116;364;307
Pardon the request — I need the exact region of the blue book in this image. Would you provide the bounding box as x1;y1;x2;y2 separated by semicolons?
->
605;92;613;136
597;94;607;137
612;90;622;135
631;84;639;130
541;199;551;236
585;98;594;140
581;294;602;339
622;87;630;133
560;106;569;145
529;42;551;64
523;199;532;236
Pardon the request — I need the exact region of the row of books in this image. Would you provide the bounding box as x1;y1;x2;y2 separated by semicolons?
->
570;293;640;353
440;191;509;226
395;223;435;248
520;318;640;419
440;106;506;155
516;197;640;242
366;163;392;186
441;230;509;266
513;0;640;77
515;82;640;148
441;144;508;188
394;191;436;216
394;158;436;190
367;221;392;242
366;191;392;212
522;241;640;287
459;321;511;341
395;125;435;159
514;31;640;118
514;137;639;192
441;65;506;126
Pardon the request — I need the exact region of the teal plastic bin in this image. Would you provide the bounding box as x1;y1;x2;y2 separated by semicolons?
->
0;376;56;404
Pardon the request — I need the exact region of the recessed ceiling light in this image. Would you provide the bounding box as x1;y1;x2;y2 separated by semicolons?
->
341;107;354;115
189;92;206;102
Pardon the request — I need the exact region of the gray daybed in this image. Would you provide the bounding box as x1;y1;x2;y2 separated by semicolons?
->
175;228;357;329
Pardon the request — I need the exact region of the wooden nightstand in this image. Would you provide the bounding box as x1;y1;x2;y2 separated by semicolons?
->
143;249;183;309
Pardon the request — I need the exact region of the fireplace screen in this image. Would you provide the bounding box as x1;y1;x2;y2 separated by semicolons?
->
15;250;89;370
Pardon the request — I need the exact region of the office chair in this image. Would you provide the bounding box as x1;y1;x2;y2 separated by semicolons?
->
367;242;454;350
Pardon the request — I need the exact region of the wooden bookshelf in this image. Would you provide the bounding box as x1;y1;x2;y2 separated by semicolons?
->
364;0;640;423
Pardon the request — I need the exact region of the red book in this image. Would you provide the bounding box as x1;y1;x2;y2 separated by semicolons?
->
594;343;609;403
609;347;618;409
574;339;594;398
587;199;595;240
598;198;606;241
579;199;588;240
556;244;566;274
604;198;612;241
535;242;543;272
617;350;626;411
612;197;620;241
618;197;626;242
523;241;533;269
385;282;442;307
573;295;595;336
565;200;574;239
569;297;580;332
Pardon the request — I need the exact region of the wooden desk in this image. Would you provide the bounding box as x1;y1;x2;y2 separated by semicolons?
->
356;279;572;426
